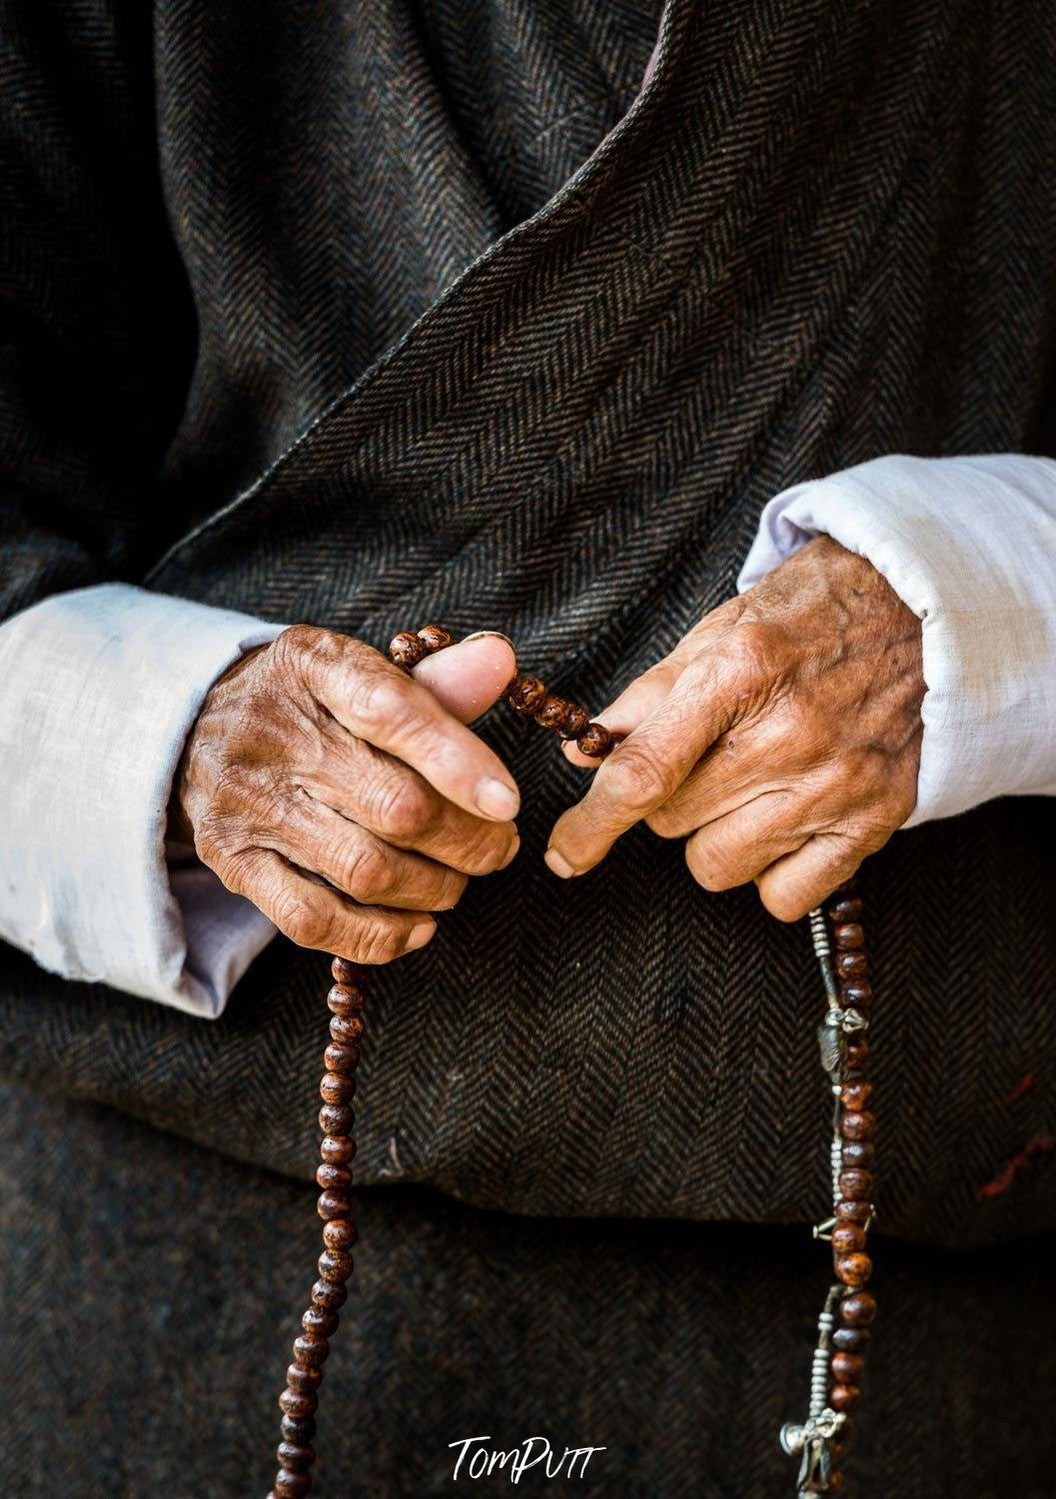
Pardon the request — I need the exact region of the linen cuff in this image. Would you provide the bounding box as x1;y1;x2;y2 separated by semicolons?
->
738;453;1056;826
0;583;284;1016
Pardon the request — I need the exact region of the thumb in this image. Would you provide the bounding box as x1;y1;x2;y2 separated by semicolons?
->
411;632;517;725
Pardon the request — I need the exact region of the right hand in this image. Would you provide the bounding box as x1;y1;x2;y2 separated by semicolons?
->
170;624;520;964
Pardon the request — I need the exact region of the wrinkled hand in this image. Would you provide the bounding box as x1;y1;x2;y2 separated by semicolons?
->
171;625;519;962
545;537;925;919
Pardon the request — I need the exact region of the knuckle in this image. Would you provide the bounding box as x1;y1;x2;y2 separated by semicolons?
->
686;840;736;892
456;820;509;873
339;839;392;901
370;773;434;840
354;918;407;965
433;869;468;910
274;886;334;950
346;665;414;731
602;745;669;810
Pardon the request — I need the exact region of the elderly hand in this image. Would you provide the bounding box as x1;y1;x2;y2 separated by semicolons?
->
545;536;925;919
170;625;519;962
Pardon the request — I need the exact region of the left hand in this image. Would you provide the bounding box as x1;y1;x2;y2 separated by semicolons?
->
545;536;925;920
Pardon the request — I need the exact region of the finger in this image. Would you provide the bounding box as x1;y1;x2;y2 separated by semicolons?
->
683;791;806;892
220;846;437;962
277;797;469;911
299;633;520;822
546;657;738;877
411;633;517;724
562;658;680;767
755;833;865;923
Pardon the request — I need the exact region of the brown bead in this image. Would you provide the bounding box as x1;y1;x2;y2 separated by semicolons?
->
388;631;426;668
323;1217;358;1253
832;1326;870;1353
831;1351;864;1382
831;1223;866;1254
840;1081;874;1110
836;1252;873;1287
317;1189;352;1220
276;1441;315;1472
327;984;365;1018
329;1012;365;1043
844;1037;870;1070
836;951;869;980
311;1278;348;1311
841;1140;875;1169
559;704;591;740
840;1111;876;1142
303;1306;339;1338
829;896;863;923
534;694;570;731
577;722;614;758
505;674;546;714
280;1416;316;1445
278;1389;318;1420
285;1363;322;1394
838;1169;874;1200
319;1071;356;1105
840;1291;877;1327
273;1469;311;1498
829;1384;861;1413
324;1041;360;1073
293;1333;329;1368
318;1103;354;1136
839;980;873;1009
835;1198;871;1225
834;923;865;951
330;957;362;987
318;1250;353;1283
416;624;454;653
319;1135;357;1165
316;1163;351;1191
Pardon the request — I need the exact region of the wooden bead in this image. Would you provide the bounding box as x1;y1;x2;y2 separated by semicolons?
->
280;1416;316;1445
323;1218;358;1252
319;1071;356;1105
317;1188;352;1220
836;951;868;979
839;980;873;1008
318;1103;354;1136
505;675;546;714
318;1250;353;1283
293;1334;329;1367
416;624;454;653
829;897;863;923
278;1389;318;1419
830;1384;860;1413
534;694;570;730
285;1363;322;1393
837;1169;873;1200
831;1223;866;1254
324;1041;360;1073
329;1012;365;1043
577;722;613;758
388;631;426;668
316;1163;351;1190
844;1036;870;1070
834;923;865;951
320;1135;357;1164
274;1469;311;1498
276;1441;315;1471
311;1279;348;1311
841;1140;875;1169
832;1326;870;1353
841;1081;874;1110
835;1199;871;1225
330;957;363;987
327;985;365;1018
559;704;590;740
840;1111;876;1142
303;1306;339;1338
836;1253;873;1287
831;1351;863;1382
839;1291;877;1327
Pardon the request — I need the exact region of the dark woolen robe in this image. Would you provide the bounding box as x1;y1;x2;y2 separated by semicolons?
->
2;0;1054;1493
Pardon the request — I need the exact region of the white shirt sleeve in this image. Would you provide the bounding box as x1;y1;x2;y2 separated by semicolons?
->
0;583;284;1017
738;452;1056;827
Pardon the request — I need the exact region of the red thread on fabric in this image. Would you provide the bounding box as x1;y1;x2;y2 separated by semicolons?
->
976;1134;1055;1200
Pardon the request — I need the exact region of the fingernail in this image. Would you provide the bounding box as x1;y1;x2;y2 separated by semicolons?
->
463;630;515;648
499;834;521;870
544;847;575;879
475;777;520;819
405;919;436;952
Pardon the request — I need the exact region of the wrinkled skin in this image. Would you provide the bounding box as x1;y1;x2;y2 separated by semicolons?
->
546;536;925;920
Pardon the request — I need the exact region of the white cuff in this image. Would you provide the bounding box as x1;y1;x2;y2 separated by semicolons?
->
738;453;1056;826
0;584;284;1016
